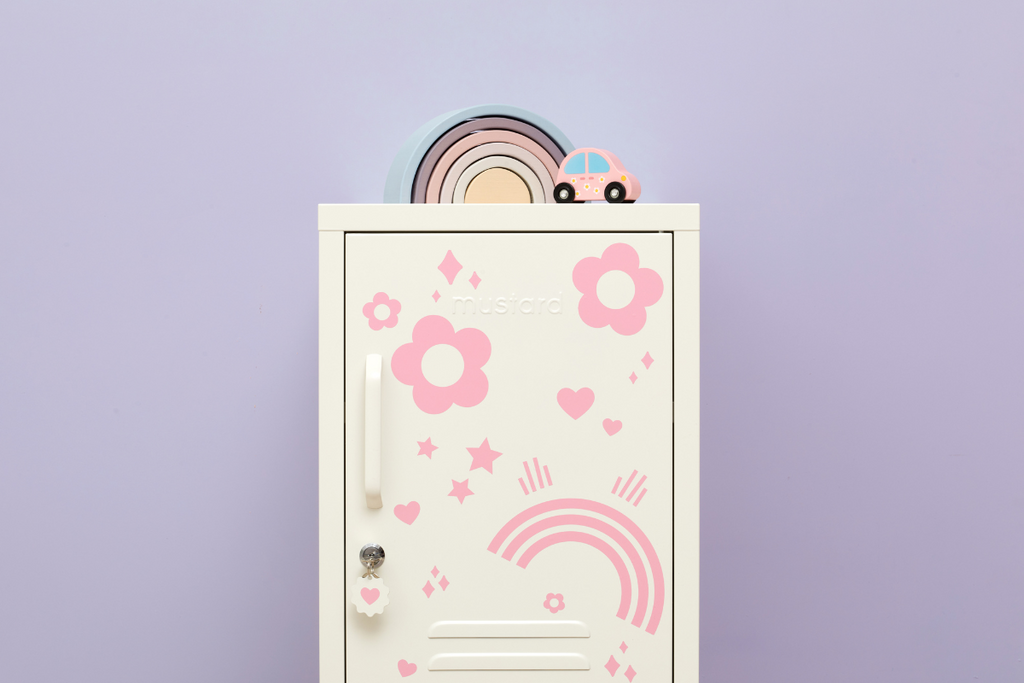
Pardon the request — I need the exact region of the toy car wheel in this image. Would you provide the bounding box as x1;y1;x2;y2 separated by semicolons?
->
554;183;577;203
604;182;627;203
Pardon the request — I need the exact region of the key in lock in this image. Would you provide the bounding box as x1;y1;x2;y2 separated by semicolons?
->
359;542;384;577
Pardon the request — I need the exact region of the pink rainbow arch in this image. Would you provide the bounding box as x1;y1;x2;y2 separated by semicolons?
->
487;498;665;635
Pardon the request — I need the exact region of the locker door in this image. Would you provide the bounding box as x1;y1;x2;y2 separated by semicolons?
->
343;232;673;681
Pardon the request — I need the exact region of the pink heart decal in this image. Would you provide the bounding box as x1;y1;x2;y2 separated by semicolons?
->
557;387;595;420
603;418;622;436
398;659;417;677
360;587;380;604
394;501;420;525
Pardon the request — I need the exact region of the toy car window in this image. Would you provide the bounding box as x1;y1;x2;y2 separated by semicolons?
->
588;153;611;173
564;153;585;175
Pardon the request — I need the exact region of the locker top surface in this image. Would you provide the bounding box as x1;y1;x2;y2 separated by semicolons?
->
318;203;700;233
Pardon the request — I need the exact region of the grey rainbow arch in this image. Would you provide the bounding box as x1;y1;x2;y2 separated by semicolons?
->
383;105;574;204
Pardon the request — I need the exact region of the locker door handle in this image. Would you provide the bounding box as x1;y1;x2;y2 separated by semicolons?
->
364;354;382;509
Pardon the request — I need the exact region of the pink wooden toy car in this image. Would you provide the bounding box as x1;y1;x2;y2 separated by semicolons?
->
552;147;640;203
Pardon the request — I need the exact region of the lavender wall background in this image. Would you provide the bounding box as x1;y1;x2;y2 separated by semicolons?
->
1;1;1022;681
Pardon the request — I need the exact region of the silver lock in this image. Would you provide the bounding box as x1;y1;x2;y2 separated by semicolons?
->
359;543;385;576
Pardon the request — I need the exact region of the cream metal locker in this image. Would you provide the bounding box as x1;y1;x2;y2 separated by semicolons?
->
319;204;699;681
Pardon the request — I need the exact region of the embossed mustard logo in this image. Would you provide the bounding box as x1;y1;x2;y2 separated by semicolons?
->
452;293;562;315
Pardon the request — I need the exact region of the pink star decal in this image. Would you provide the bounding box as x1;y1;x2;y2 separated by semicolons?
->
431;290;440;303
629;372;638;384
469;271;481;289
422;581;435;598
604;655;620;676
467;438;503;473
624;665;637;681
438;250;462;285
448;479;474;504
641;351;654;369
619;641;628;653
417;437;438;458
439;575;449;591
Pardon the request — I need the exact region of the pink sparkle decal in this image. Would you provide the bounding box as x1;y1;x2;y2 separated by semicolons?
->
523;461;536;492
629;371;638;384
641;352;654;369
438;250;462;284
439;576;449;591
620;470;638;497
431;290;440;303
469;271;481;289
603;418;623;436
616;470;649;505
417;437;438;458
624;665;637;682
467;438;502;473
619;641;628;653
431;566;439;578
626;476;647;502
557;387;595;420
448;479;474;504
520;459;553;495
605;656;620;676
422;581;434;598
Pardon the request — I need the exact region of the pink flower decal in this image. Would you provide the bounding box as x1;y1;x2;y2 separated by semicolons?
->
543;593;565;614
572;243;663;336
362;292;401;330
391;315;490;414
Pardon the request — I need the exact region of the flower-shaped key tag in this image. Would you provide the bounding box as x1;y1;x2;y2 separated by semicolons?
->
352;542;390;617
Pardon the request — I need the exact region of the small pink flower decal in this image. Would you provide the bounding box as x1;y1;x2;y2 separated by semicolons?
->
543;593;565;614
391;315;491;414
572;243;663;336
362;292;401;330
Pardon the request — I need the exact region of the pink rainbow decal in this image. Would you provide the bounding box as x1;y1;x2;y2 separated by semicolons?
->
519;531;631;621
487;498;665;635
502;514;650;629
